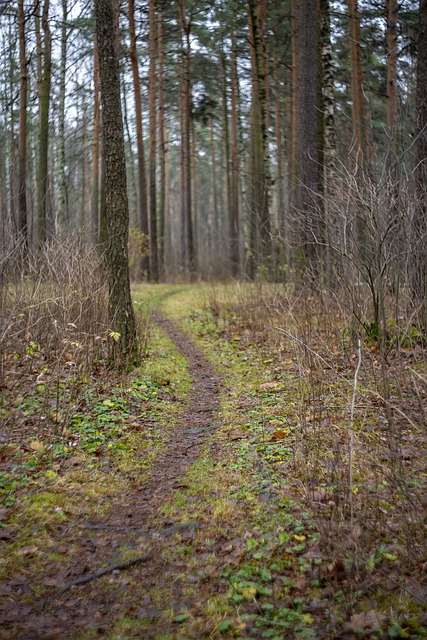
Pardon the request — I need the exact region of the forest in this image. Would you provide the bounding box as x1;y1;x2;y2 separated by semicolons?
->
0;0;426;638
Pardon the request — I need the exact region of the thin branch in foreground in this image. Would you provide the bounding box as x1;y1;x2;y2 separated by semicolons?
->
61;555;151;590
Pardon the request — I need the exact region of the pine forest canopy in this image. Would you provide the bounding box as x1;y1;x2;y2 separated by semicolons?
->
0;0;425;313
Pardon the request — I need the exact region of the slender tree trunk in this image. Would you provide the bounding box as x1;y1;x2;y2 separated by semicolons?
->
8;18;18;239
37;0;52;245
177;1;194;274
348;0;365;170
320;0;336;177
92;37;100;241
158;6;166;273
148;0;158;281
247;0;271;275
229;31;241;276
57;0;68;231
209;116;218;270
273;43;285;267
18;0;28;253
128;0;149;278
386;0;398;162
413;0;427;320
290;0;299;210
297;1;319;267
320;0;336;280
219;45;231;273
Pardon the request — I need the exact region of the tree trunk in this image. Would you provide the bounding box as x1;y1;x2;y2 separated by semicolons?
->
128;0;149;278
177;1;194;274
247;0;271;276
229;31;241;277
209;115;218;271
57;0;68;231
320;0;336;178
37;0;52;245
148;0;159;281
92;36;100;241
413;0;427;320
347;0;365;170
18;0;28;254
290;0;299;211
297;1;319;265
95;0;137;366
158;5;167;274
219;45;231;273
273;42;285;270
386;0;398;162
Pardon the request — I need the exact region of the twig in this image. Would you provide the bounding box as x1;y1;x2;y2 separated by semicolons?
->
61;555;151;590
272;325;422;432
349;339;362;530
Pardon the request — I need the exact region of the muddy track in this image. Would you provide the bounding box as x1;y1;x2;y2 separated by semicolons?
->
1;311;222;639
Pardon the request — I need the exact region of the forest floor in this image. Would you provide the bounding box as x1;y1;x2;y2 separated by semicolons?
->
0;284;426;639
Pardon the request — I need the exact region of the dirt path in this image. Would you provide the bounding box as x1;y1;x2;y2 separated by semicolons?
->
1;311;223;639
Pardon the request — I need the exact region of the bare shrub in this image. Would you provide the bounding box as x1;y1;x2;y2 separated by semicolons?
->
209;279;426;615
1;236;109;370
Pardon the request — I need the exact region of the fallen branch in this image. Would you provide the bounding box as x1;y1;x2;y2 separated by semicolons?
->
61;555;151;590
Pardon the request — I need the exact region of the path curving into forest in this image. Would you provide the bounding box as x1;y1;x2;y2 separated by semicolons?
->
0;310;223;639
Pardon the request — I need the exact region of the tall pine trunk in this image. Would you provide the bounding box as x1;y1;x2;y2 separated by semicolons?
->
95;0;137;366
297;1;319;268
91;37;101;241
18;0;28;254
128;0;149;278
148;0;158;281
57;0;68;231
157;6;166;274
413;0;427;320
177;1;193;274
386;0;398;163
229;31;241;276
348;0;365;171
37;0;52;245
247;0;270;276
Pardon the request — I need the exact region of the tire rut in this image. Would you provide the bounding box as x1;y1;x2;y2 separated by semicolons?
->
1;311;223;639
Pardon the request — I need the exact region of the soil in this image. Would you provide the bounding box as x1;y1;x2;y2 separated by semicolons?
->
0;311;224;639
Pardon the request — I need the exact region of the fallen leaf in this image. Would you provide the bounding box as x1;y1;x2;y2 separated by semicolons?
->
17;545;39;556
29;441;44;452
343;610;385;634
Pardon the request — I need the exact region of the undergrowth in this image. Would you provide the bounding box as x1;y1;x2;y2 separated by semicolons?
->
192;282;426;637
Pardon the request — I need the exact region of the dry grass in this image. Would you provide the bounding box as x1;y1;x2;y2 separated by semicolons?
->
206;281;427;612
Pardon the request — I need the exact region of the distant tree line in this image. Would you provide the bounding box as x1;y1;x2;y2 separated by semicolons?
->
1;0;425;316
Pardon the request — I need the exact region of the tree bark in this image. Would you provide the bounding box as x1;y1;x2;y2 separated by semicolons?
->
413;0;427;318
229;31;241;276
347;0;365;171
18;0;28;253
297;1;319;264
128;0;149;278
386;0;398;162
290;0;299;210
177;1;194;274
57;0;68;231
92;36;100;241
95;0;137;366
247;0;271;275
37;0;52;245
148;0;158;281
158;5;167;274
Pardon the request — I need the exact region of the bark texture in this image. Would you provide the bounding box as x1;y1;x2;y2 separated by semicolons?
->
95;0;137;366
18;0;28;253
413;0;427;313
